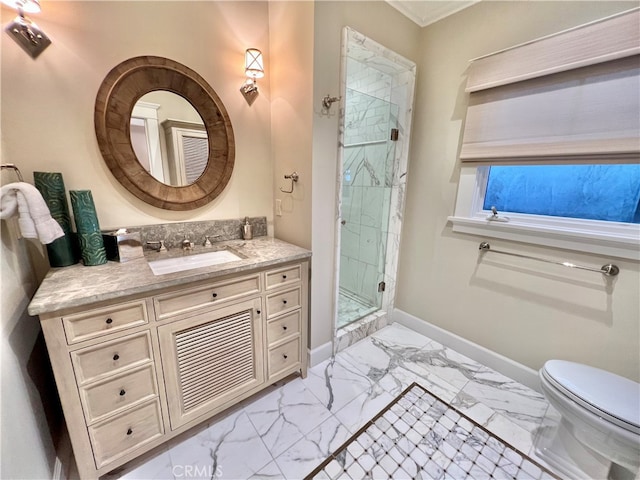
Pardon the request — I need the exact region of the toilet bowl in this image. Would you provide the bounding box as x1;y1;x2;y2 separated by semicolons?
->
536;360;640;480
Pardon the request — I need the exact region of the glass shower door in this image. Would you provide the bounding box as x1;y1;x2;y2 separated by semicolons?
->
337;88;399;328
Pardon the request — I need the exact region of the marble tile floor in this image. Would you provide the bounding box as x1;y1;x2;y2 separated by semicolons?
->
108;323;558;480
337;290;378;329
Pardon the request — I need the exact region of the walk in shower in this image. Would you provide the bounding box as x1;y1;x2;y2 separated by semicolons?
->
338;89;398;327
334;28;416;348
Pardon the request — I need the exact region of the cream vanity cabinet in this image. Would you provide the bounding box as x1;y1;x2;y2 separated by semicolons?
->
35;258;309;480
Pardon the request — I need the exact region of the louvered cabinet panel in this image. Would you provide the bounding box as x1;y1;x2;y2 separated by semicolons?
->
158;297;264;430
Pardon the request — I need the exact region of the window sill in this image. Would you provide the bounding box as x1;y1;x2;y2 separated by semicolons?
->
448;215;640;261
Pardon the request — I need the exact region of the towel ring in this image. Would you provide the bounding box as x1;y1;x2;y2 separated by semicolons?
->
1;164;24;182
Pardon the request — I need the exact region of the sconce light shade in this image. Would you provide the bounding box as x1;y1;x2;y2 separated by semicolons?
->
244;48;264;79
240;48;264;106
1;0;40;13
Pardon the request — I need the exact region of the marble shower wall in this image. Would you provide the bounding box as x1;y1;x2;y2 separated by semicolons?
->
340;142;394;305
335;27;416;346
339;56;397;307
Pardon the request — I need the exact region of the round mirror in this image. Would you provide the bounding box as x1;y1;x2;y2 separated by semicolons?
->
95;56;235;210
130;91;208;187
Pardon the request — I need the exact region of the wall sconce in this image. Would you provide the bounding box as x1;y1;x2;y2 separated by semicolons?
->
2;0;51;58
240;48;264;106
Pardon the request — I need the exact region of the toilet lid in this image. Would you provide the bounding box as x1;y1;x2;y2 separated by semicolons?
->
542;360;640;432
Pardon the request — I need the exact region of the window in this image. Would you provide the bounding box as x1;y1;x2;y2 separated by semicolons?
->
448;9;640;260
484;165;640;224
450;165;640;260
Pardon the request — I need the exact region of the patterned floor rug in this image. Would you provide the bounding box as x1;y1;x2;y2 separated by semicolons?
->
305;383;560;480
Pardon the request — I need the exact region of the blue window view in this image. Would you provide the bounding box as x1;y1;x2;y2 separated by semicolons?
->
484;165;640;224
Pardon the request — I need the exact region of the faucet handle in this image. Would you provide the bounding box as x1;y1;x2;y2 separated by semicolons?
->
146;240;167;252
204;234;222;247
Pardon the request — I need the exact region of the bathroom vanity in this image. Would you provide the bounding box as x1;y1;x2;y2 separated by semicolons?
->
28;237;310;479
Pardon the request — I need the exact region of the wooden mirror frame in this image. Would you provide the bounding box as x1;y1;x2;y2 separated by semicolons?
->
95;56;235;210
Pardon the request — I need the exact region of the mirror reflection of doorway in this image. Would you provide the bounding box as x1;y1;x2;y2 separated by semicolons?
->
130;92;208;186
130;117;153;173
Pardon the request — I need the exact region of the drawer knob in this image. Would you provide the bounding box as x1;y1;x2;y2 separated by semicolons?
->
256;310;261;314
126;428;133;436
283;325;288;330
113;354;120;361
105;318;113;325
283;354;288;359
119;389;126;396
283;300;287;304
282;274;287;279
212;293;218;298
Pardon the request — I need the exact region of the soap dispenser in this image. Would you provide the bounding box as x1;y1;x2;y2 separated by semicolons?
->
242;217;253;240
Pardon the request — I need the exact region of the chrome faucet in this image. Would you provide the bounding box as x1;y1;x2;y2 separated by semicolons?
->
204;234;222;247
182;236;193;251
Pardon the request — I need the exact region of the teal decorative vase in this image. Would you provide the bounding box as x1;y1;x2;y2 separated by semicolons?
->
69;190;107;266
33;172;78;267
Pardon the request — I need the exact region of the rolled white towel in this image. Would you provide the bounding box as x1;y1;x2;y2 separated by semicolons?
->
0;182;65;244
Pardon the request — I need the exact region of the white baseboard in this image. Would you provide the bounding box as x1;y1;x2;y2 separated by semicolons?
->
393;308;541;393
309;341;333;367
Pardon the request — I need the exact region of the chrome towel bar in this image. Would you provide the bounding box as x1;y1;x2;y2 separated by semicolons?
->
478;242;620;277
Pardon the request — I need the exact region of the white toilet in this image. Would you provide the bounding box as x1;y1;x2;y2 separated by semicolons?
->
536;360;640;480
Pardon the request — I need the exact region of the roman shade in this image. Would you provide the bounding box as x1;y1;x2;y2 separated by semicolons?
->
460;8;640;164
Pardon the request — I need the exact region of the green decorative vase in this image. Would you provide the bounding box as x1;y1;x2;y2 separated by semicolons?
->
69;190;107;266
33;172;78;267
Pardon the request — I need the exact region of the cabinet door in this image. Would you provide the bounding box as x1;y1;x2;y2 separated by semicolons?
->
158;297;264;430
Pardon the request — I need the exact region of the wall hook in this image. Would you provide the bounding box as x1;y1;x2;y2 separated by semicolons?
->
280;172;299;193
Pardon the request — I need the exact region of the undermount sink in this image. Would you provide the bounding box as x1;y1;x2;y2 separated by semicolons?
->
148;249;243;275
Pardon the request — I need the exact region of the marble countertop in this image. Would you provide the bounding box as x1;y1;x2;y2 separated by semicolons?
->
28;237;311;316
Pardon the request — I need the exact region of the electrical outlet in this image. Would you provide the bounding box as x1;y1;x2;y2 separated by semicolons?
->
276;199;282;216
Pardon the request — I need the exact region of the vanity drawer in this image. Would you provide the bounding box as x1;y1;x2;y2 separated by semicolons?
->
89;399;163;468
265;264;301;290
154;274;260;320
80;364;158;425
71;331;153;384
266;287;301;319
62;300;148;345
267;310;301;346
268;336;300;378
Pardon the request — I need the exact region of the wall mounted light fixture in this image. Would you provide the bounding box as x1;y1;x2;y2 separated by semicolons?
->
240;48;264;106
2;0;51;58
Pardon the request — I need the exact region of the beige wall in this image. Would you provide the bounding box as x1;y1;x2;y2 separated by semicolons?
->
310;1;421;349
0;217;57;477
399;1;640;381
269;1;314;250
1;1;273;239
